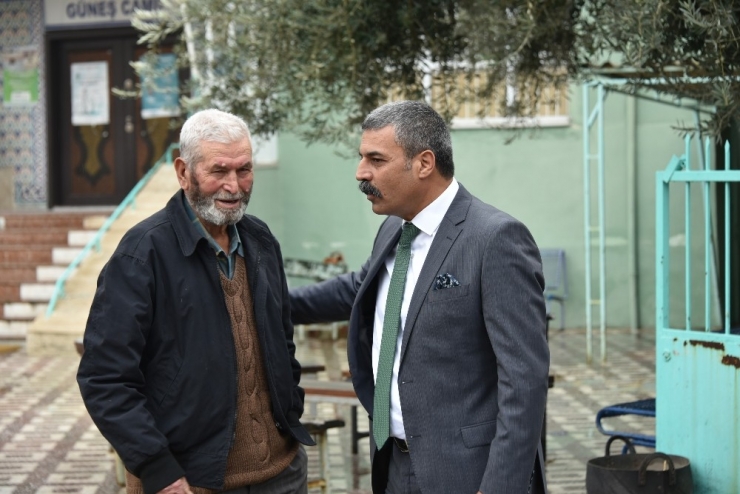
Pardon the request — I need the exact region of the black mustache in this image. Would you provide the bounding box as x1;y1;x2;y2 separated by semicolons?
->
358;181;382;198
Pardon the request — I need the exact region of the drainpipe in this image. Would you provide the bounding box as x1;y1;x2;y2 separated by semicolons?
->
626;96;640;333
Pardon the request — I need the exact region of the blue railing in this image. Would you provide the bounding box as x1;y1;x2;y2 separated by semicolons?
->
45;143;179;317
656;137;739;333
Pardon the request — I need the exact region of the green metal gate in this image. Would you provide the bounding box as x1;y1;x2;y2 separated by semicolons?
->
656;137;740;493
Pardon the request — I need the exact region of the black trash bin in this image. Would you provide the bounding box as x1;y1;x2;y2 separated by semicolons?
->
586;436;693;494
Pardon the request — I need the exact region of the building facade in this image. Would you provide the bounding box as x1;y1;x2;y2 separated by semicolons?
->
1;0;730;331
0;0;175;210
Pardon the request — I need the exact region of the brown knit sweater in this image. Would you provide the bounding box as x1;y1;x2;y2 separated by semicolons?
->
127;257;298;493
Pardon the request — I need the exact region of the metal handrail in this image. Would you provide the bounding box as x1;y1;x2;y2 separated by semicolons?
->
45;143;179;317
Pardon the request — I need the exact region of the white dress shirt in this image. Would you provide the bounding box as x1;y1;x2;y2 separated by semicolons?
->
372;178;460;440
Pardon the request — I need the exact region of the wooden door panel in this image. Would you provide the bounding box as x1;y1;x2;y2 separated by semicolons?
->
66;48;117;198
51;32;184;206
55;36;137;206
136;117;177;175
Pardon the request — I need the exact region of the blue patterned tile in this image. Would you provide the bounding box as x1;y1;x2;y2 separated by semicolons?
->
0;0;45;207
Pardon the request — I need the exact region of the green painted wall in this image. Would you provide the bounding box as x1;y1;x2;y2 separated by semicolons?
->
247;84;712;330
248;166;284;239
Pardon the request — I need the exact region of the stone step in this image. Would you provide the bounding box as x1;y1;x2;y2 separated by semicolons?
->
52;247;84;265
68;230;97;247
0;210;113;347
83;215;109;230
27;164;180;355
36;265;72;282
0;212;106;231
2;302;47;320
0;230;70;245
0;320;28;340
19;283;56;303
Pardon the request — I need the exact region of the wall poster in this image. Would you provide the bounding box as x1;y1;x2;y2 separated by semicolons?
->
140;53;181;119
2;46;39;106
71;61;110;126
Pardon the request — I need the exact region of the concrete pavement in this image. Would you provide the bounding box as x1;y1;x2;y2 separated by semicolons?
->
0;327;656;494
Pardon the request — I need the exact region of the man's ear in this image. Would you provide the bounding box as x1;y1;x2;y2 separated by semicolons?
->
416;150;436;179
174;157;190;190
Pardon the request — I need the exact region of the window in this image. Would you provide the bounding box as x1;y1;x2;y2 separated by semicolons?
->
391;68;570;129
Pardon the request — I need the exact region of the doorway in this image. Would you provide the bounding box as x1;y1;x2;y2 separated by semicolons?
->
47;28;180;206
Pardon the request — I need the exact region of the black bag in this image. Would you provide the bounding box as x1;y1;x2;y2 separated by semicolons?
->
586;436;693;494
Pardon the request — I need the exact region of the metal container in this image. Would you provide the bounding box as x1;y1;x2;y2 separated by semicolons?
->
587;436;693;494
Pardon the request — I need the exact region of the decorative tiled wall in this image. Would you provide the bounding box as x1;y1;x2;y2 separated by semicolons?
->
0;0;47;208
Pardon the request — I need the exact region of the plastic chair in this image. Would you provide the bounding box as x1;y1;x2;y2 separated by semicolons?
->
540;248;567;330
595;398;656;451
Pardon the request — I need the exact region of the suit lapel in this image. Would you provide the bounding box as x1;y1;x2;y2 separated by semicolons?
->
400;186;472;362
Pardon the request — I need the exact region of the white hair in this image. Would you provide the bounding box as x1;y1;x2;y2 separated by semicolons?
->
179;109;251;169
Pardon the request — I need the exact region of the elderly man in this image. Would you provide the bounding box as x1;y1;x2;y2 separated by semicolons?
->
291;100;549;493
78;109;313;494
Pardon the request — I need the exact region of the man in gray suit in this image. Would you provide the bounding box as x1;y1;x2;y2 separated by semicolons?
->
290;100;549;493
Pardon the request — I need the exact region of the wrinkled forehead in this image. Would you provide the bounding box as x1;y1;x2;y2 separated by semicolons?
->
197;138;252;165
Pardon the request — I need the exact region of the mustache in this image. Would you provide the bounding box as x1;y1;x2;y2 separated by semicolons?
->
358;181;382;198
212;191;246;201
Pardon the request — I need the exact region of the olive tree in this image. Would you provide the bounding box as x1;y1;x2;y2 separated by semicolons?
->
132;0;740;142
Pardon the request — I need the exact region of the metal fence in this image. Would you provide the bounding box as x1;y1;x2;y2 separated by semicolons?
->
655;137;740;493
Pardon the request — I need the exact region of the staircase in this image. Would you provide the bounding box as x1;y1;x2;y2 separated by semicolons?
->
0;211;110;340
26;164;180;355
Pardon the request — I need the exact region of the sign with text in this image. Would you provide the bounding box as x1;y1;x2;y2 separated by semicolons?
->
2;46;39;106
45;0;162;29
71;61;109;126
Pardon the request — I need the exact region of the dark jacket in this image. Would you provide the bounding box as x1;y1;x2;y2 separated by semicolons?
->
77;191;314;494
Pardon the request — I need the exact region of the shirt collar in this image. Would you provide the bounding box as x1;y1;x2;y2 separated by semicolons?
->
407;178;459;236
181;193;243;257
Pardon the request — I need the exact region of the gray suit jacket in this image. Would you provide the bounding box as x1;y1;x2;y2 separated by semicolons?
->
291;184;549;493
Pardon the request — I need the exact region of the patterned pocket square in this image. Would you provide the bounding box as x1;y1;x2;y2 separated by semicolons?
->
434;273;460;290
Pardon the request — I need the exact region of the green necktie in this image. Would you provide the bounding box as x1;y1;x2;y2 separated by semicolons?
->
373;222;421;449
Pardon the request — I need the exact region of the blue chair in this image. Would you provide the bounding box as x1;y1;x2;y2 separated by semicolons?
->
595;398;656;452
540;249;567;330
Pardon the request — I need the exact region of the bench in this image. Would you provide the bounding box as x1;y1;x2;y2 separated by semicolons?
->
303;418;346;493
302;379;369;454
303;376;555;460
301;378;370;491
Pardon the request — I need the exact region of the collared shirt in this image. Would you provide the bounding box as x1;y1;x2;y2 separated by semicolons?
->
182;194;244;279
372;178;460;440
